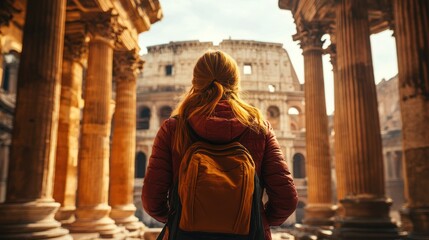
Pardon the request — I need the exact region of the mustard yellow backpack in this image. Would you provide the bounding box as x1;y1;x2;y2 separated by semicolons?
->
157;131;265;240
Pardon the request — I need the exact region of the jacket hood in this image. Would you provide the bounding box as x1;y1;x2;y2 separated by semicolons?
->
188;100;247;143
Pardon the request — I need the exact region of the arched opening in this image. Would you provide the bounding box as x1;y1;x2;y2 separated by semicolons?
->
137;107;151;130
159;106;172;126
266;105;280;130
293;153;306;178
135;152;147;178
288;106;300;115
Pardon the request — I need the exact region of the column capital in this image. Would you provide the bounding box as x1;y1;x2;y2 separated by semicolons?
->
326;43;337;66
64;32;88;63
0;0;19;29
113;50;144;83
83;10;125;46
294;20;328;53
324;25;337;67
64;22;88;62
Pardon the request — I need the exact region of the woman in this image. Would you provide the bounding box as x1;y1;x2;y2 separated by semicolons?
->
142;50;298;240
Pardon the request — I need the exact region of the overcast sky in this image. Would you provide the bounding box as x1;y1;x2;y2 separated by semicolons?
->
138;0;399;115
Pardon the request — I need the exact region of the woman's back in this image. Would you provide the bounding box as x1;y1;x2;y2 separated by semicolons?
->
141;50;298;240
143;100;298;240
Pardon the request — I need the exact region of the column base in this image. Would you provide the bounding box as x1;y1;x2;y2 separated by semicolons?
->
303;203;337;226
55;206;76;224
401;207;429;239
110;204;143;232
333;196;406;240
68;204;121;238
0;200;72;239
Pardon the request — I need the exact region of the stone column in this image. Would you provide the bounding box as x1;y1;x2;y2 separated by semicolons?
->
53;28;87;224
333;0;402;238
68;12;123;237
327;34;348;203
0;0;72;239
393;0;429;238
326;35;344;200
281;101;291;134
297;22;336;227
109;50;143;231
150;103;159;131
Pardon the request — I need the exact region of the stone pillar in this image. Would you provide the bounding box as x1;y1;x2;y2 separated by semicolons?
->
333;0;402;238
68;12;123;237
393;0;429;238
53;28;87;224
281;101;291;134
328;35;348;203
297;23;335;227
150;103;159;131
0;0;72;239
109;50;143;231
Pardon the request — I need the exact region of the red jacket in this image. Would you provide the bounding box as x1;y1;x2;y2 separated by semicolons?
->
142;100;298;240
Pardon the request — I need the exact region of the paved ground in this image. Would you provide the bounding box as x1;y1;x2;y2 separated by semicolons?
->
71;228;296;239
271;232;295;240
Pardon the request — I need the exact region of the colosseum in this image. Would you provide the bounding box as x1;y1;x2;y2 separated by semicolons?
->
133;39;307;226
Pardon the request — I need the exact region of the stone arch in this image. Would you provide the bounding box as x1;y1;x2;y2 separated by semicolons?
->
135;151;147;178
266;105;280;130
137;106;151;130
159;105;173;126
293;153;306;178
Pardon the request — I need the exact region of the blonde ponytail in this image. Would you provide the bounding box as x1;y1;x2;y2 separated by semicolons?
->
171;50;267;156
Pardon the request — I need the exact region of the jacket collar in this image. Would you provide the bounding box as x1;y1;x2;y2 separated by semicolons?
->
188;100;247;143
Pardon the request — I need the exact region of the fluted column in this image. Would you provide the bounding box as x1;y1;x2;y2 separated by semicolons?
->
68;12;123;237
0;0;72;239
393;1;429;239
109;50;143;231
333;0;402;238
296;23;335;227
328;38;347;201
53;28;87;224
328;33;348;204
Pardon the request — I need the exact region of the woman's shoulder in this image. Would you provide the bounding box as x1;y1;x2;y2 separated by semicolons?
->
160;117;178;132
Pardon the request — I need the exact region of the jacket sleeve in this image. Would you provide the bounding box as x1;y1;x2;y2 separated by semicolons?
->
262;124;298;226
141;119;173;223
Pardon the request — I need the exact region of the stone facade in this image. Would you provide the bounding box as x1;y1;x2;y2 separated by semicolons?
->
134;40;306;226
